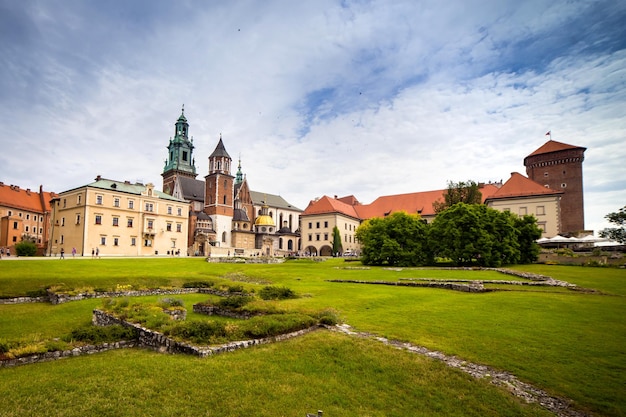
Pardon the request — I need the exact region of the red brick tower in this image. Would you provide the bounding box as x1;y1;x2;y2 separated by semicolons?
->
204;135;234;218
524;139;586;234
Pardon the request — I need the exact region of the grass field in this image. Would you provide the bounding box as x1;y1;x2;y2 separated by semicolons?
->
0;257;624;416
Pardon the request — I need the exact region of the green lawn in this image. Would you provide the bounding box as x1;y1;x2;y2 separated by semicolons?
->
0;258;624;416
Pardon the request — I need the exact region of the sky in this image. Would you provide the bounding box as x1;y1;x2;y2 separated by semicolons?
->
1;0;624;234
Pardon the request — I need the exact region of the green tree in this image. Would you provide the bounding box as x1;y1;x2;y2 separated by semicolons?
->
355;211;430;266
332;226;343;256
429;203;525;267
599;206;626;243
514;214;543;264
15;241;37;257
432;180;482;214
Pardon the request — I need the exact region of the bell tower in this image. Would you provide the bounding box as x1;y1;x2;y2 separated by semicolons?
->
205;135;234;217
162;105;197;195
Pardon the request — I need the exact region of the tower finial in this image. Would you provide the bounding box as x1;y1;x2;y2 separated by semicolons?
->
182;104;185;115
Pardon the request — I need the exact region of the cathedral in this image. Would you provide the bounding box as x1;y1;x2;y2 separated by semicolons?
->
161;107;302;257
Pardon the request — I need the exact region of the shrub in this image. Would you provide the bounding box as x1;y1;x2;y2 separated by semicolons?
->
157;298;184;309
317;309;340;326
64;324;136;344
167;321;227;344
258;286;297;300
14;241;37;257
217;295;252;310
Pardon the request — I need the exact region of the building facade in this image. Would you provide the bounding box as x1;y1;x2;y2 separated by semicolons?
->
524;139;586;234
49;176;189;257
0;182;56;254
161;109;302;256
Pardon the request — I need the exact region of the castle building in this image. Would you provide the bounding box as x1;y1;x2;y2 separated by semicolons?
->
0;183;56;254
524;139;586;234
161;108;302;256
49;176;189;257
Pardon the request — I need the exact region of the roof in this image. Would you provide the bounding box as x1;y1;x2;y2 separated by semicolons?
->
0;183;56;213
177;177;205;202
249;190;301;211
62;177;185;202
485;172;563;200
354;184;500;219
209;138;231;159
302;195;361;219
526;140;586;158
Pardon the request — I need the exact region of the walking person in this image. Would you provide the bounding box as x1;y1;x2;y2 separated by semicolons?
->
60;248;65;259
72;247;76;258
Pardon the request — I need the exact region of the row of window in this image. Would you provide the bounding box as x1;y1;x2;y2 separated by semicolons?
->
64;194;184;216
306;221;356;231
3;211;43;222
308;233;356;243
502;206;546;216
7;221;43;234
58;235;178;248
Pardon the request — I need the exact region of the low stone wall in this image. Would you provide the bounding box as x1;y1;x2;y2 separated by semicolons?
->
0;341;136;368
93;309;320;357
327;279;488;292
0;296;48;305
48;288;198;305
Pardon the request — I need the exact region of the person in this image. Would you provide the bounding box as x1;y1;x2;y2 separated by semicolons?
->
60;248;65;259
96;247;99;258
0;247;3;259
72;247;76;258
92;248;95;258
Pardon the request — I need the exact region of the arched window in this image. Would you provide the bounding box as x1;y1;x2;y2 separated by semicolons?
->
287;240;293;250
279;238;283;249
222;232;227;242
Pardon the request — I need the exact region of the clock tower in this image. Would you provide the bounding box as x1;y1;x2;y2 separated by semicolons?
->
162;105;197;195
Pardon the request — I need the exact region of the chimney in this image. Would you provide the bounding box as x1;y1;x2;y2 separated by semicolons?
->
95;175;102;181
26;188;31;195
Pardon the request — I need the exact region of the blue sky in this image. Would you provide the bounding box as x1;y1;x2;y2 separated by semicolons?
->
1;0;624;233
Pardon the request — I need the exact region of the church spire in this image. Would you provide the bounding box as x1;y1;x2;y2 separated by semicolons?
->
235;154;244;184
162;106;197;191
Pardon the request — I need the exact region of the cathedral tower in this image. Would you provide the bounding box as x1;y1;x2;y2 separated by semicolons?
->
162;106;197;195
205;135;235;245
524;139;586;234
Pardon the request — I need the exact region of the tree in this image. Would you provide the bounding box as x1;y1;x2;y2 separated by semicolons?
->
432;180;482;213
355;211;430;266
15;241;37;257
332;226;343;256
514;214;543;264
599;206;626;244
429;203;528;267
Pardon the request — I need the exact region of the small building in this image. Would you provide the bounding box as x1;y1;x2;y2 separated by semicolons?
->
0;182;56;255
49;176;189;257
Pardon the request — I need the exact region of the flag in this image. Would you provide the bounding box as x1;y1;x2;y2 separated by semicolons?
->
545;131;551;136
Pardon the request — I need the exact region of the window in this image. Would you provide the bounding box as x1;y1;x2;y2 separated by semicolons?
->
177;207;182;216
26;214;30;220
96;195;103;205
324;233;328;241
25;226;29;232
114;198;120;207
519;207;527;215
13;221;18;229
63;199;66;208
76;214;81;225
171;240;177;248
166;223;172;232
538;222;546;232
223;195;227;204
127;218;134;227
131;237;136;246
308;222;312;229
308;234;312;241
536;206;545;216
61;217;65;226
128;200;134;209
147;220;154;230
95;215;102;225
144;239;152;247
561;183;567;188
114;237;119;246
100;236;106;245
222;232;227;242
176;223;182;232
145;202;154;212
182;151;188;161
77;194;81;204
316;234;320;241
112;217;119;227
60;235;64;244
167;206;172;215
316;222;320;229
324;221;328;228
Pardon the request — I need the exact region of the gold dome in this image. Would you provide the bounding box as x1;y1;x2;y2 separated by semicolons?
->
255;215;275;226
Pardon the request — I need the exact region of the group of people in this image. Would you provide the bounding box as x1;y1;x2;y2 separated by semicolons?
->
0;247;9;258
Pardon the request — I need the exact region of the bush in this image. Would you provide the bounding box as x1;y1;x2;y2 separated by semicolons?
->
258;286;297;300
217;295;252;310
157;298;184;308
167;321;227;344
317;309;340;326
64;324;136;344
14;241;37;257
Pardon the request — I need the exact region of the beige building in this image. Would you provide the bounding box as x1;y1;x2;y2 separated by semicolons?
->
49;176;189;257
300;196;361;256
484;172;563;237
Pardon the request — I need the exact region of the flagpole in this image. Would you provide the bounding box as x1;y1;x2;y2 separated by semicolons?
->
545;130;552;140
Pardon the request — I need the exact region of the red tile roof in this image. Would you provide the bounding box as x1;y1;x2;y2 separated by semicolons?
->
302;195;361;219
485;172;562;200
0;183;56;213
526;140;585;157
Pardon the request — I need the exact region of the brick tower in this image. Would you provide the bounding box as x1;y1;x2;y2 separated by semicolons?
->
205;135;235;245
524;139;586;235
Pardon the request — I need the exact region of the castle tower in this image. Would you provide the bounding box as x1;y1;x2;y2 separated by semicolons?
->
205;135;235;245
524;139;586;234
162;105;197;195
